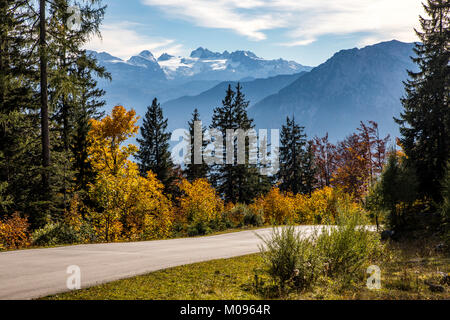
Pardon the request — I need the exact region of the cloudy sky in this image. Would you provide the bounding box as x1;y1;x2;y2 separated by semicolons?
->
86;0;425;66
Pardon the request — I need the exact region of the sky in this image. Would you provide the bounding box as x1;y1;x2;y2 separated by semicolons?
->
85;0;425;67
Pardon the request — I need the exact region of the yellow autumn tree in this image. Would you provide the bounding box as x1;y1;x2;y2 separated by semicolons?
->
294;187;364;224
88;105;139;175
178;178;223;224
253;187;296;225
87;106;173;241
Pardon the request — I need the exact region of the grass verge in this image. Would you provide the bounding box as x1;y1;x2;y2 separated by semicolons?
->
44;238;449;300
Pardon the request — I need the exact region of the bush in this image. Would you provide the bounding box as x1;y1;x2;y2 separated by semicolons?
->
243;210;264;227
0;213;30;250
178;179;223;225
294;187;363;224
317;212;382;282
225;203;249;227
253;188;296;225
209;215;233;231
221;203;264;228
187;221;212;237
253;187;363;226
31;221;96;246
258;225;322;293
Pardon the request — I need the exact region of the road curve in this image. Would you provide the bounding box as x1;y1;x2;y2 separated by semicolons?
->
0;226;322;300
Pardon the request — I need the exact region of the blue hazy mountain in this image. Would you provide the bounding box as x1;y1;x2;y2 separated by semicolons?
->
90;40;416;142
248;40;417;141
162;72;307;130
88;48;311;115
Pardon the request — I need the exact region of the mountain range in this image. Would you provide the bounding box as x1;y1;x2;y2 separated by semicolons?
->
90;40;417;142
88;48;311;106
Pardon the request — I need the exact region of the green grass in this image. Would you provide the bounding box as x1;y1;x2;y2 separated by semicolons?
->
44;238;449;300
45;254;264;300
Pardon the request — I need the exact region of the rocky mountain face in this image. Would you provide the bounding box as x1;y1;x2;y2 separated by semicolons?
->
248;40;418;140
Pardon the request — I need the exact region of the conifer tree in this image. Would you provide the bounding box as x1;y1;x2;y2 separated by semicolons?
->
184;109;209;182
303;141;317;196
71;53;108;191
395;0;450;202
0;1;42;222
210;84;267;203
32;0;107;216
278;116;309;195
137;98;175;190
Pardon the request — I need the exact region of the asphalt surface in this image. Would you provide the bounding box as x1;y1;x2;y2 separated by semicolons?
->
0;226;321;300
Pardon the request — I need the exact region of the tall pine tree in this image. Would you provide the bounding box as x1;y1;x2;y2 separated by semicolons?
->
184;108;209;182
0;0;41;220
210;84;267;203
278;116;312;195
303;141;317;196
395;0;449;202
70;53;108;191
137;98;175;190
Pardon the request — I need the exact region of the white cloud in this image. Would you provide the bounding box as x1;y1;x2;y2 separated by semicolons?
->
141;0;285;40
141;0;425;46
84;22;185;59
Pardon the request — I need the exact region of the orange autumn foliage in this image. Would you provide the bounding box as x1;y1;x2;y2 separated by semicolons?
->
252;188;296;225
252;186;364;225
0;213;30;250
294;187;363;224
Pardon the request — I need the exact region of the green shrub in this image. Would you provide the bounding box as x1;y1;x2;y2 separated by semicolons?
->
258;226;322;293
222;203;250;227
187;221;212;237
317;212;383;282
243;210;264;227
31;222;96;246
206;213;234;232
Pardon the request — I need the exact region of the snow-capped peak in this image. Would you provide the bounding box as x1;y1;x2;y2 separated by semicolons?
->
137;50;156;62
158;53;175;62
90;47;311;81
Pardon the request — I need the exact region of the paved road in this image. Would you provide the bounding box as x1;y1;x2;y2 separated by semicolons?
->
0;226;321;300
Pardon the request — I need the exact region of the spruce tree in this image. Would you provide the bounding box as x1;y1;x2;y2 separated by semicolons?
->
47;0;107;153
278;116;309;195
184;109;209;182
34;0;107;216
47;1;108;207
210;84;267;203
71;53;108;191
303;141;317;196
0;1;42;222
395;0;450;202
0;0;108;224
137;98;175;190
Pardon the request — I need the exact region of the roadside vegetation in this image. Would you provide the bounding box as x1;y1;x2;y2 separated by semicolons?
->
45;225;449;300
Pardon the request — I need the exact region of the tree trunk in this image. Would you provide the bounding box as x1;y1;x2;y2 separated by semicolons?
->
39;0;50;196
